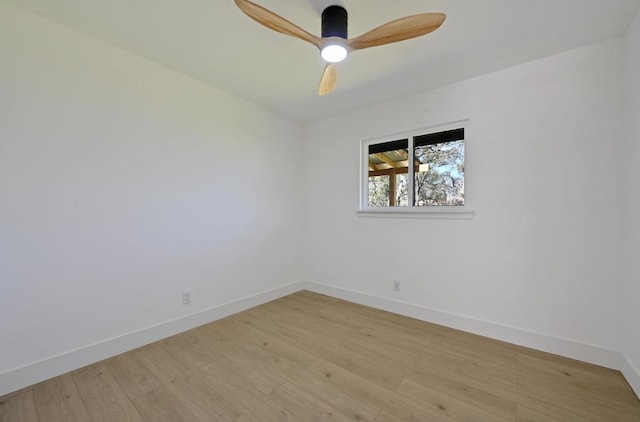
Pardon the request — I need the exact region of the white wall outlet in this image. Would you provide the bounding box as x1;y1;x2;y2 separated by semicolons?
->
182;291;192;305
393;280;400;292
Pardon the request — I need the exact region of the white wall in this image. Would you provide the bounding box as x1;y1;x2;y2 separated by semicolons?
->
622;8;640;394
0;1;302;394
303;39;624;362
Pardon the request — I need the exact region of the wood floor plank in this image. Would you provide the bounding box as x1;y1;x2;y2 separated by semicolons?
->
230;310;324;364
243;307;407;390
196;342;286;396
397;378;513;422
2;291;638;422
516;404;564;422
247;305;354;348
160;333;216;369
32;373;91;422
226;311;400;388
0;390;40;422
72;364;145;422
349;326;426;363
516;369;640;421
132;386;198;422
196;322;315;383
373;409;449;422
513;392;602;422
518;352;639;407
267;382;354;422
220;315;319;366
278;363;382;421
132;342;193;385
411;345;518;394
105;352;162;399
307;359;442;422
200;367;298;422
405;365;517;421
164;374;242;422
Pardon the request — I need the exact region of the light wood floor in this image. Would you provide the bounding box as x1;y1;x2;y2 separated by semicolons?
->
1;291;639;422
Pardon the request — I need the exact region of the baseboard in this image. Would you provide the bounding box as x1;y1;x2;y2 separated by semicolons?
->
0;281;304;397
301;281;622;371
2;279;633;399
620;355;640;399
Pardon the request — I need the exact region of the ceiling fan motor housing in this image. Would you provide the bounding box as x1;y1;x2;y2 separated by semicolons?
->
322;5;348;39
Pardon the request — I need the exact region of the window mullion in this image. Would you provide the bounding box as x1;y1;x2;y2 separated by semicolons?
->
408;136;415;207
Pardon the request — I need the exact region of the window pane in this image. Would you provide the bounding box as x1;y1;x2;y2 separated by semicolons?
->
414;140;464;206
368;139;409;207
368;175;390;206
395;173;409;206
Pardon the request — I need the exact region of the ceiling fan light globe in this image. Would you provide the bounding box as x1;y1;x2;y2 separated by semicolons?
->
321;44;347;63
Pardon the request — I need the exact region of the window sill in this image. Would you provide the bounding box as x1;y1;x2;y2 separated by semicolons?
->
356;207;475;219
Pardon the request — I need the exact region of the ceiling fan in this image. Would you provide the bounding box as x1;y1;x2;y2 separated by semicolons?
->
234;0;446;95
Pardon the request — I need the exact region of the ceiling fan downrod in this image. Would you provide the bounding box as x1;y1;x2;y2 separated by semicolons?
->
321;5;348;39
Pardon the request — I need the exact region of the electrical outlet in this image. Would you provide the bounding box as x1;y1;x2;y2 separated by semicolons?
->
393;280;400;292
182;291;192;305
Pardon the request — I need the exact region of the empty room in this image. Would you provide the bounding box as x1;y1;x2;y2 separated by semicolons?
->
1;0;640;420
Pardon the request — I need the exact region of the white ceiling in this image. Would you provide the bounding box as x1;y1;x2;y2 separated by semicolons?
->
6;0;640;122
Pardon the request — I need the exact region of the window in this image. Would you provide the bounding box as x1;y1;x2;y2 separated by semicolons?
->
360;122;468;214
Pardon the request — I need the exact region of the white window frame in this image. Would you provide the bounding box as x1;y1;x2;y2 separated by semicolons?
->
358;120;474;219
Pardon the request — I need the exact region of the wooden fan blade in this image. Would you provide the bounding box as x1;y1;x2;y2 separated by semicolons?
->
234;0;322;49
347;13;446;50
318;63;337;96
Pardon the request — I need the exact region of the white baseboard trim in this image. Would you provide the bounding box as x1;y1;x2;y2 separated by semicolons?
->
620;355;640;399
301;281;622;371
0;281;304;397
3;280;635;400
